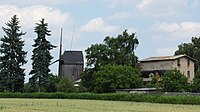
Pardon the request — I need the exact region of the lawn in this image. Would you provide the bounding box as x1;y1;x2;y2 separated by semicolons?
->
0;98;199;112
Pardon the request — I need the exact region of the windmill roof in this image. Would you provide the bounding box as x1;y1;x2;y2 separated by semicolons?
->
60;51;84;64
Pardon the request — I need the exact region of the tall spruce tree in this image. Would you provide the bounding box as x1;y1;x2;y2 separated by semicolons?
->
29;18;56;92
0;15;27;92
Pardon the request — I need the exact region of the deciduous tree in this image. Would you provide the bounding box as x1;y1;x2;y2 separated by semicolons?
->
175;37;200;71
93;64;143;93
161;69;189;92
85;30;139;68
82;30;140;92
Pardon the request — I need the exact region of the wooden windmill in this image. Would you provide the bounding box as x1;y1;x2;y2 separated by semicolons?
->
52;28;84;82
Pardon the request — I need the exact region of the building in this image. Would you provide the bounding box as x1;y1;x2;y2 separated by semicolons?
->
58;51;84;82
140;54;195;82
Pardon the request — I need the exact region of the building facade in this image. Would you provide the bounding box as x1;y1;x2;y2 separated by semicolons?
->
140;54;195;82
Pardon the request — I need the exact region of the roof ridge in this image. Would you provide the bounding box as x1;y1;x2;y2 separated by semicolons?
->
140;54;195;62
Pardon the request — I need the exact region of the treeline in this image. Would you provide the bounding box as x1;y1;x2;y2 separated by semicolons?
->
0;15;59;92
1;15;200;94
81;30;200;93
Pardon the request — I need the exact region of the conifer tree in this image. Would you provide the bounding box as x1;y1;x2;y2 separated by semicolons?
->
0;15;27;92
29;18;56;92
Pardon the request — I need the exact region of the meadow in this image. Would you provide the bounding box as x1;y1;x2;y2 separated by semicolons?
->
0;98;200;112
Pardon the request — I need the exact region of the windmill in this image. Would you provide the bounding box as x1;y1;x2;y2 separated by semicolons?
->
51;28;84;82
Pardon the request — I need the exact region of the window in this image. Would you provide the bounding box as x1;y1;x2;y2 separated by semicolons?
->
187;71;190;78
187;59;190;67
177;58;180;66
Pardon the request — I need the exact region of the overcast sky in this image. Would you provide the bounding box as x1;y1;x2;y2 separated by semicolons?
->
0;0;200;82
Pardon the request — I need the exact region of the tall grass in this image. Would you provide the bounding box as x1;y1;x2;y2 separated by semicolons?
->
1;98;200;112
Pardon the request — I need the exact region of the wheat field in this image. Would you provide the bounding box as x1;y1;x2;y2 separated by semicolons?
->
0;98;199;112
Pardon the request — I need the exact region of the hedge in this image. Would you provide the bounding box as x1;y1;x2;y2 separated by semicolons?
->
0;92;200;105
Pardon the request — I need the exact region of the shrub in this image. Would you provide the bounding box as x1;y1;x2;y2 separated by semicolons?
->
56;77;76;93
161;69;189;92
93;64;143;93
0;93;199;105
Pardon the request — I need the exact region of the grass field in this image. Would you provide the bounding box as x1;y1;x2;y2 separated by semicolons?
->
0;98;200;112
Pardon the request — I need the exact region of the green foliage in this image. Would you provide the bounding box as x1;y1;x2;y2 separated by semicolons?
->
192;70;200;92
81;68;95;92
0;93;199;105
29;18;56;92
25;75;76;93
83;30;140;92
56;77;76;93
0;15;27;92
146;75;160;88
175;37;200;71
23;83;31;93
45;74;60;92
85;30;139;68
92;64;143;93
161;69;189;92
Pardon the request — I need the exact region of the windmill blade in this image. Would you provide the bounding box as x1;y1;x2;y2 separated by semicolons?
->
50;59;59;65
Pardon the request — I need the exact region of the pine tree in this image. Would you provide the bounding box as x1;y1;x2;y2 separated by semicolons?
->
29;18;56;92
0;15;27;92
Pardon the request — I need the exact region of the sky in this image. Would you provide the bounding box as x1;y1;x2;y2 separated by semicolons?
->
0;0;200;82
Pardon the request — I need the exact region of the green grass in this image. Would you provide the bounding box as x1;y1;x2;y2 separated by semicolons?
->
0;98;200;112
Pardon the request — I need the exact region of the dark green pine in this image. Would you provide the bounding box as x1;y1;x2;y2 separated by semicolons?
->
0;15;27;92
29;18;56;92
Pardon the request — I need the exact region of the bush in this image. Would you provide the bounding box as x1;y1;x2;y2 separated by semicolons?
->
0;93;200;105
192;70;200;92
93;64;143;93
56;77;76;93
161;69;189;92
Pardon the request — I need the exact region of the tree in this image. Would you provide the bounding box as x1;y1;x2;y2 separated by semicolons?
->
104;30;139;67
82;30;140;91
29;18;56;92
92;64;143;93
175;37;200;71
81;68;95;91
0;15;27;92
161;69;189;92
85;30;139;69
191;70;200;92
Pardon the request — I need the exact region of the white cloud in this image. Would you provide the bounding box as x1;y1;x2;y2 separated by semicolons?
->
0;5;72;28
108;0;119;9
156;47;177;56
153;22;200;40
127;28;138;34
0;5;73;45
154;23;180;32
0;0;87;7
108;0;137;9
108;12;133;20
80;17;120;33
137;0;188;17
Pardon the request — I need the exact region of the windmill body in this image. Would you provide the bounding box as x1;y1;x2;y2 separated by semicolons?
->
59;51;84;82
